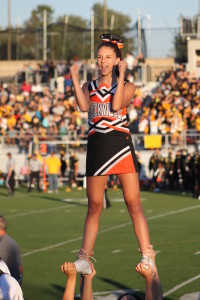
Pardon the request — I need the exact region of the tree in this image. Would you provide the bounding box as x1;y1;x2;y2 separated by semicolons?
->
92;3;135;56
1;3;136;61
53;15;89;60
20;5;54;59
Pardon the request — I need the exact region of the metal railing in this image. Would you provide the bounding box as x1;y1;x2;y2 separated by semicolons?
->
9;61;174;87
0;131;200;155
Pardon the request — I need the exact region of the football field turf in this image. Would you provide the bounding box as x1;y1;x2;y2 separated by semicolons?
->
0;187;200;299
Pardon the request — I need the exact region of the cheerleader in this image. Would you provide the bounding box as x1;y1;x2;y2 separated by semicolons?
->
70;33;157;277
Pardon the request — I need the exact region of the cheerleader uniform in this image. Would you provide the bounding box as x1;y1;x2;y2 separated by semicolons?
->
86;79;139;176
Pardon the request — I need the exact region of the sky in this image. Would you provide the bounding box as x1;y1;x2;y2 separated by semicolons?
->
0;0;199;57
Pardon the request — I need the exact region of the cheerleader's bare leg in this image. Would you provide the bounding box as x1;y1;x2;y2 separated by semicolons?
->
74;175;108;274
118;172;157;274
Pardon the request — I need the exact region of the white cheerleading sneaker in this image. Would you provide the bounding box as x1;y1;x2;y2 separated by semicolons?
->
73;248;95;275
141;255;154;270
74;259;92;275
139;244;157;277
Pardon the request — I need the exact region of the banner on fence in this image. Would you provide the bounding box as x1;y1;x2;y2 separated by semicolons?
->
144;135;162;149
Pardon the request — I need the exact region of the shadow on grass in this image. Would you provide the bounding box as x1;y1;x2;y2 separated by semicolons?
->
22;191;87;207
3;186;88;207
51;283;64;294
98;276;174;300
51;278;174;300
41;195;87;207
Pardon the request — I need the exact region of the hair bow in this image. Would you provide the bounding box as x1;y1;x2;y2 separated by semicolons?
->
100;33;125;49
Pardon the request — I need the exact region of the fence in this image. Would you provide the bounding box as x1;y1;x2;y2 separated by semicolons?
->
0;131;200;155
0;132;199;187
0;26;179;60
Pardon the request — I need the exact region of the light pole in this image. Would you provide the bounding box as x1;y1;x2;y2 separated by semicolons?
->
198;0;200;39
137;11;151;57
91;9;94;60
7;0;11;60
43;9;47;61
62;15;68;60
137;9;141;55
16;17;20;60
147;14;151;57
104;0;107;30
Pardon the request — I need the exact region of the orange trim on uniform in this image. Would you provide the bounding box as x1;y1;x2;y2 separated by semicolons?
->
106;153;136;175
101;122;130;134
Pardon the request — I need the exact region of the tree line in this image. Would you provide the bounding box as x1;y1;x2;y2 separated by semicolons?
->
0;3;187;62
0;3;135;61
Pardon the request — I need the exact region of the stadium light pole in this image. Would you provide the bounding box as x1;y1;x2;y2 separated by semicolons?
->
137;9;141;55
43;9;47;61
110;14;115;30
7;0;11;60
104;0;107;30
198;0;200;39
62;15;68;60
16;17;20;60
147;14;151;57
91;9;94;60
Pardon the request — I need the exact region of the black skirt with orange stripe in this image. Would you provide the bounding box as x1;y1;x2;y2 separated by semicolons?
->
86;131;139;176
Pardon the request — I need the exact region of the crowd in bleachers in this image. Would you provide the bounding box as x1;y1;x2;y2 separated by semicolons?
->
128;64;200;142
0;62;200;197
0;61;89;153
1;62;200;149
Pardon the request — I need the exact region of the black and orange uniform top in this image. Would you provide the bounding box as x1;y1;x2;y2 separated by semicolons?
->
86;79;139;176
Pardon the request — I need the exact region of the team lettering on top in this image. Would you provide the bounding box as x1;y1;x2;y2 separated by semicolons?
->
89;102;122;120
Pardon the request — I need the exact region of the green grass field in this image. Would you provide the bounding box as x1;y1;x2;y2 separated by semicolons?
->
0;186;200;300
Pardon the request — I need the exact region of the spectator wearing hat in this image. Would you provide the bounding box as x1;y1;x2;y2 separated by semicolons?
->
0;258;24;300
0;215;23;285
28;152;42;192
5;152;15;196
45;150;61;193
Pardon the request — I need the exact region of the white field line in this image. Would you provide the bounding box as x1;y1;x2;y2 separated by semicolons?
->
113;198;146;202
163;274;200;297
75;288;138;298
5;204;75;219
62;198;87;203
147;204;200;221
71;249;79;253
21;222;130;257
21;204;200;257
194;251;200;255
111;249;122;254
21;236;83;257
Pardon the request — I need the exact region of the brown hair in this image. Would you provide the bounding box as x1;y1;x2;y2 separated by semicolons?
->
97;42;123;61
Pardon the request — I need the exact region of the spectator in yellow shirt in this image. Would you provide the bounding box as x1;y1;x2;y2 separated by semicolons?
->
45;150;61;194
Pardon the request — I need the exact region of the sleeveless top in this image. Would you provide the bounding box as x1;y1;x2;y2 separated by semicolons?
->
88;79;130;138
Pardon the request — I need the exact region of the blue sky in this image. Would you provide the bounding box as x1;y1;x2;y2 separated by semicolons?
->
0;0;199;57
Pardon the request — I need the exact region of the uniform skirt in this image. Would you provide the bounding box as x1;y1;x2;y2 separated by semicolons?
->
86;132;139;176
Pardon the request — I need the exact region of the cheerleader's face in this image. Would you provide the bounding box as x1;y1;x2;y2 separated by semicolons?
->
97;46;120;76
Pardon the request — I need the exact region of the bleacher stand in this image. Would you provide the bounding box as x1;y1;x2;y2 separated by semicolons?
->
0;62;200;196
